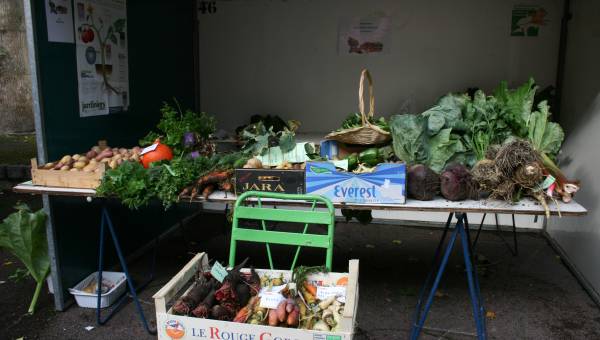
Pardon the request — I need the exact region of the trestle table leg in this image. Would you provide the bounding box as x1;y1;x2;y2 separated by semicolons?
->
410;213;487;340
96;206;157;335
471;213;518;256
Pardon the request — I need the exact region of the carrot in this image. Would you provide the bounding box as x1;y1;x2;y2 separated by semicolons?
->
198;171;231;187
220;180;233;192
202;184;216;199
303;281;317;296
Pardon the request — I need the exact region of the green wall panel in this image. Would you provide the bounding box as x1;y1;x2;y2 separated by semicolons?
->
34;0;196;160
32;0;198;299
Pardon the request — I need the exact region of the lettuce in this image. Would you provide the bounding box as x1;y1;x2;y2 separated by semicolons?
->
493;78;537;138
527;101;564;158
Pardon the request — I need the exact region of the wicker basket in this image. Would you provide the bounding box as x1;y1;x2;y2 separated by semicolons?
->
325;69;391;145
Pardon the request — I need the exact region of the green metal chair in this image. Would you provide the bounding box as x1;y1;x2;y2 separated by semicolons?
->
228;191;335;271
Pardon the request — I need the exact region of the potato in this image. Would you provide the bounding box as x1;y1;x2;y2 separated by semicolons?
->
60;155;72;164
69;168;80;172
112;154;122;161
73;161;87;169
60;165;70;171
119;148;128;155
82;163;97;172
72;154;81;161
78;156;88;163
100;158;111;163
109;159;118;169
86;150;97;159
42;162;55;169
92;146;102;154
89;158;97;165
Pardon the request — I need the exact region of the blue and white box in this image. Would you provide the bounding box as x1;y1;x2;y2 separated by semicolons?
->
305;162;406;204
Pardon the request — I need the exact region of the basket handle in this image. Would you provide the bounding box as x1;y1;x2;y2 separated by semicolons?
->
358;69;375;125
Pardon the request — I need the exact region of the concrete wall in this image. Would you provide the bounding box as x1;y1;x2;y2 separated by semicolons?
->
547;0;600;298
0;0;34;134
198;0;563;229
198;0;563;132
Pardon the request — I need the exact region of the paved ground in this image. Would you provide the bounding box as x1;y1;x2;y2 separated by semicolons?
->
1;190;600;340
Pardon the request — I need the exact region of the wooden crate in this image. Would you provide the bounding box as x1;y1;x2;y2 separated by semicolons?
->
30;158;105;189
153;253;359;340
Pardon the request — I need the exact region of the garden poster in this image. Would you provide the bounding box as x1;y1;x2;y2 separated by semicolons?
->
74;0;129;117
510;5;548;37
338;13;391;55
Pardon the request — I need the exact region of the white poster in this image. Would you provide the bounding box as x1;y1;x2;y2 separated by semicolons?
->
74;0;129;117
45;0;75;43
338;14;391;55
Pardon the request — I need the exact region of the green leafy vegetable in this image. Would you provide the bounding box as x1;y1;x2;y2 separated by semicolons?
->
390;115;465;173
427;129;466;173
0;204;49;314
336;113;389;132
150;156;218;209
240;121;296;155
97;161;156;209
493;78;537;138
389;114;429;166
140;101;216;154
527;101;564;158
421;93;469;135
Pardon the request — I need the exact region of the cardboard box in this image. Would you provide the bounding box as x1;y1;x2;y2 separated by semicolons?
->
235;169;305;195
305;161;406;204
153;253;359;340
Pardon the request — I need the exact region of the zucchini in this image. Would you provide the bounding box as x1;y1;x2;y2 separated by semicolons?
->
358;148;383;167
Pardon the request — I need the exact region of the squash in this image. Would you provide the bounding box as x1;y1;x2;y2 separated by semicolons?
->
140;139;173;168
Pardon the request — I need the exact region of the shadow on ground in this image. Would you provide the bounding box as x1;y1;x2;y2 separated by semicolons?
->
1;191;600;340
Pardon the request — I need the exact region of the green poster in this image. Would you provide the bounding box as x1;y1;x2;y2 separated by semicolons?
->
511;5;548;37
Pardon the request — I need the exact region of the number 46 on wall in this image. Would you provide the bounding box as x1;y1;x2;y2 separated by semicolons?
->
199;1;217;15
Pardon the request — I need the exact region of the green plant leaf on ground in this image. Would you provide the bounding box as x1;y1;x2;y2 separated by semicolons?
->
0;204;49;314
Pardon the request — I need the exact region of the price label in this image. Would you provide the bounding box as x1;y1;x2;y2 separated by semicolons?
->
140;143;157;155
259;291;285;309
316;286;347;303
542;175;556;189
210;261;228;283
258;284;286;309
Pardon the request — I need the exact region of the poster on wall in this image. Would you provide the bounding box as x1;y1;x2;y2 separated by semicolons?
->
74;0;129;117
338;14;391;55
511;5;548;37
45;0;75;43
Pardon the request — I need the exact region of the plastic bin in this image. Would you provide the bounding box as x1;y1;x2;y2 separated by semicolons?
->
69;271;127;308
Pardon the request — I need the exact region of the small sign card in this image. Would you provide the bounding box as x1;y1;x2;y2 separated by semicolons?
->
316;286;347;303
140;143;158;155
210;261;228;283
258;285;287;309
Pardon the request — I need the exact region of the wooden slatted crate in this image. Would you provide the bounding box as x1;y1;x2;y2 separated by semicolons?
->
30;158;105;189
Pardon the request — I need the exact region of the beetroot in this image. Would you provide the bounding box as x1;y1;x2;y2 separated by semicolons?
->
440;163;474;201
407;164;440;200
